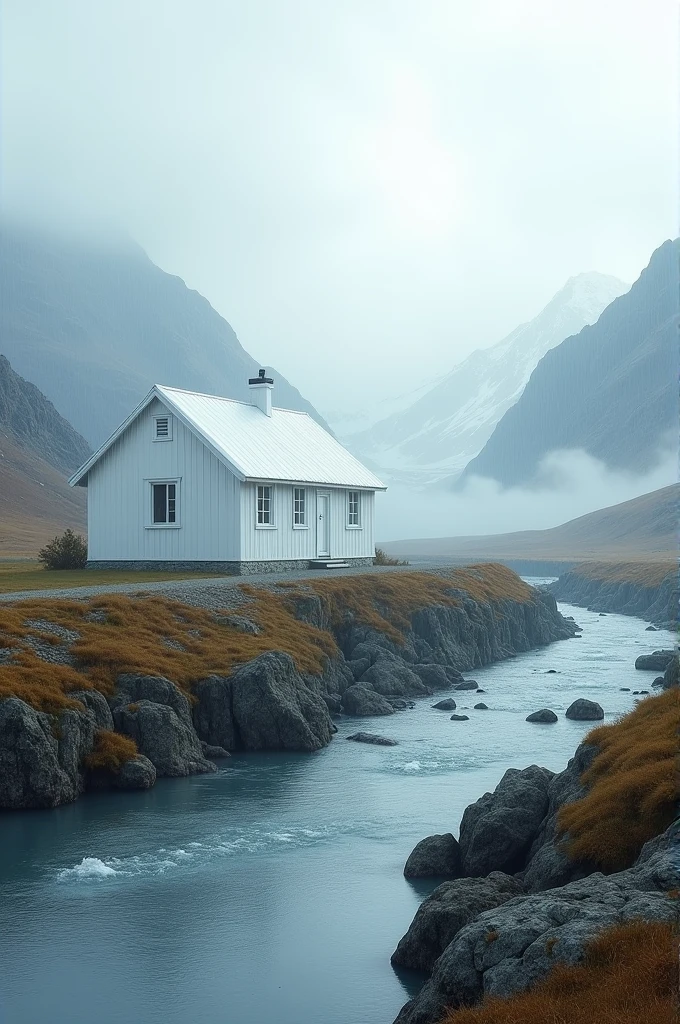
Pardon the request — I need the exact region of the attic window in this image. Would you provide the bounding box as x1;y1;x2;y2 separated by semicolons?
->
154;415;172;441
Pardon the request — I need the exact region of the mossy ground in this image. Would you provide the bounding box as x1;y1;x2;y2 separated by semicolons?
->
558;688;680;871
440;921;677;1024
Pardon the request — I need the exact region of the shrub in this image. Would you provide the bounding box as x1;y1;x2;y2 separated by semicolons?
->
440;920;677;1024
558;688;680;871
38;529;88;570
85;730;138;772
374;547;409;566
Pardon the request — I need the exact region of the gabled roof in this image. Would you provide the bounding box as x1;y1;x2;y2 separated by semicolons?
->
69;385;386;490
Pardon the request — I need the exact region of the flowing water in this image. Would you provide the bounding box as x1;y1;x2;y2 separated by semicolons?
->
0;592;674;1024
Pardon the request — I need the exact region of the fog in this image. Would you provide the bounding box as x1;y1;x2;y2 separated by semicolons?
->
376;446;678;542
1;0;677;410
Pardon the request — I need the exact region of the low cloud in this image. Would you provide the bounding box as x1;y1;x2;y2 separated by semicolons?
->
376;446;677;542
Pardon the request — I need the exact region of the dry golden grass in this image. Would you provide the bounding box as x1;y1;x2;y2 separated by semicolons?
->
440;920;678;1024
85;730;138;771
570;560;675;588
558;689;680;872
0;564;533;712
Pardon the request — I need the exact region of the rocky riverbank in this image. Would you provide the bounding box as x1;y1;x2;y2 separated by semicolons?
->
549;560;677;626
0;565;579;810
390;677;679;1024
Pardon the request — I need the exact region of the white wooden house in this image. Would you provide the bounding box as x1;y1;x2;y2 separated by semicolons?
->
69;371;386;573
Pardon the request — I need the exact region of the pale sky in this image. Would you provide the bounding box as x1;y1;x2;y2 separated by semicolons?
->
2;0;677;413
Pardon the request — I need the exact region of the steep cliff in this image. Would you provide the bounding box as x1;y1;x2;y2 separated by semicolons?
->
549;561;677;626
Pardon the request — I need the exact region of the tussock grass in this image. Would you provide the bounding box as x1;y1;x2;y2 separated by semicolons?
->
0;564;533;712
440;920;677;1024
558;689;680;871
570;560;675;588
85;730;138;772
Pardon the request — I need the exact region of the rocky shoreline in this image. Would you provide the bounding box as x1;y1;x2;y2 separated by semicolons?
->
0;568;579;810
549;562;677;626
389;654;680;1023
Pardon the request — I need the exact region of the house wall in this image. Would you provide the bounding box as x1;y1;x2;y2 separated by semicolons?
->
239;484;375;562
86;399;241;561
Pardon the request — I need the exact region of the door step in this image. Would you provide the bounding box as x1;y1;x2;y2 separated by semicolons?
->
308;559;350;569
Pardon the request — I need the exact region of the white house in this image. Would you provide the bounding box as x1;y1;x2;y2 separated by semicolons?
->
69;371;386;573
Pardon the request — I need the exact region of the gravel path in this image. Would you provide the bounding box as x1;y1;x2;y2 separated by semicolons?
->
0;562;456;611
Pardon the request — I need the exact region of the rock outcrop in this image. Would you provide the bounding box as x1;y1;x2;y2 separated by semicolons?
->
341;684;395;716
549;564;677;627
403;834;462;880
113;701;216;777
635;650;676;672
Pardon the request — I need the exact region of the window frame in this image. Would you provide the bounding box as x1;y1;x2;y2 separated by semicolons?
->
346;489;361;529
256;484;276;529
293;487;307;529
153;414;173;442
146;478;181;529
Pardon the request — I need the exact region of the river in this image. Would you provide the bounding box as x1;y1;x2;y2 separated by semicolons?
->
0;592;673;1024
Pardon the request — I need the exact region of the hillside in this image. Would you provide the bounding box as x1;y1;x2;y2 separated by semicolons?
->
343;272;627;487
0;355;89;555
381;484;678;563
0;224;329;447
459;239;678;487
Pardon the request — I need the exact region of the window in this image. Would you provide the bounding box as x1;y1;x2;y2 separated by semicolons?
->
154;415;172;441
151;482;178;525
257;485;273;525
347;490;360;527
293;487;306;527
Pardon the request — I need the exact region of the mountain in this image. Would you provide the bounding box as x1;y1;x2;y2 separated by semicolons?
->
0;224;330;448
381;483;678;564
0;355;89;555
343;272;628;487
460;239;678;488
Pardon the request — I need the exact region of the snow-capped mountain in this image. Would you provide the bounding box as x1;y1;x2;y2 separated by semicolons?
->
342;272;629;488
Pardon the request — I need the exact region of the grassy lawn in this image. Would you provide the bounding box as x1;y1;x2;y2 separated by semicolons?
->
0;561;222;594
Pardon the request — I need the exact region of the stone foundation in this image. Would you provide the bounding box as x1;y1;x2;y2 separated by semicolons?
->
86;557;375;575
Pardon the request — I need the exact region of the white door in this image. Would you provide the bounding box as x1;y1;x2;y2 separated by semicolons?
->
316;492;330;557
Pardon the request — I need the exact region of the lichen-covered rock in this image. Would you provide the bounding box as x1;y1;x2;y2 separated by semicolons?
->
661;653;679;689
323;693;343;714
0;697;95;808
71;690;114;730
634;650;676;671
459;766;554;876
200;742;231;759
392;872;523;973
412;664;452;691
392;829;678;1024
565;699;604;720
359;659;430;697
341;683;395;716
229;651;335;751
432;698;457;710
404;833;461;880
192;675;237;750
113;754;157;790
116;674;194;727
113;701;216;777
346;732;397;746
450;714;469;721
526;709;558;723
453;680;479;691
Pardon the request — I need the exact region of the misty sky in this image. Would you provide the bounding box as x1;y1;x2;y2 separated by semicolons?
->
2;0;677;414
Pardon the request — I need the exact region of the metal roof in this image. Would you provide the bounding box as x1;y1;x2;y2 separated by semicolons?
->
69;385;386;490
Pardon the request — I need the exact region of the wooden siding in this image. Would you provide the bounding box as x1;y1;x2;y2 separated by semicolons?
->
87;399;241;561
239;484;375;561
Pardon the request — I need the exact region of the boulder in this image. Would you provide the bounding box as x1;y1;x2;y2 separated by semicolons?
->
346;732;397;746
412;664;451;691
474;703;488;710
450;714;469;721
323;693;343;714
458;765;554;877
116;674;194;727
652;676;665;688
192;675;237;750
70;690;114;730
453;680;479;691
200;742;231;759
341;684;395;717
229;652;336;750
392;833;678;1024
526;709;558;724
392;872;523;973
360;659;429;697
0;697;96;809
113;755;157;790
404;833;461;880
346;657;371;681
565;699;604;721
432;698;457;711
620;687;630;692
113;701;216;776
634;650;676;671
661;654;679;690
645;625;658;631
